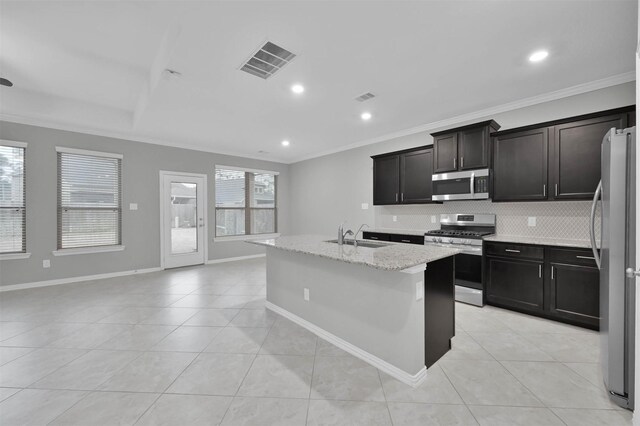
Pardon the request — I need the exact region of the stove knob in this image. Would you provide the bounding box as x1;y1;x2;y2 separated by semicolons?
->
436;238;442;243
447;238;453;244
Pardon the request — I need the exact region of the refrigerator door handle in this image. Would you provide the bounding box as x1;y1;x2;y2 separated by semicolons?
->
590;180;602;269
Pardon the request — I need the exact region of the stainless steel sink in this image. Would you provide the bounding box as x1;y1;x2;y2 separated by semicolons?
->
325;239;391;248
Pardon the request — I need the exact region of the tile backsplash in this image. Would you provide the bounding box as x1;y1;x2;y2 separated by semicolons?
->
375;200;600;241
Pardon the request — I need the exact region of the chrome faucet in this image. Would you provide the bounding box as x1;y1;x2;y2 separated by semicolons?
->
338;222;354;245
353;224;370;248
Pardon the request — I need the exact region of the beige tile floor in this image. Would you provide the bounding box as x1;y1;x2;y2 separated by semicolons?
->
0;258;633;425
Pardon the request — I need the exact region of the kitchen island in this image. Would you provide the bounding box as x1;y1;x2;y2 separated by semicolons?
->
249;235;459;387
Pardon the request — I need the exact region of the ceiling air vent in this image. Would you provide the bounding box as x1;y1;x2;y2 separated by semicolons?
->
355;92;375;102
240;41;296;79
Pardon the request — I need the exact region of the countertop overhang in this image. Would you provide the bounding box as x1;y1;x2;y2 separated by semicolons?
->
248;235;460;271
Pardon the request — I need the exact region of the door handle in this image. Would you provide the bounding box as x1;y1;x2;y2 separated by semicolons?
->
627;268;640;278
551;266;555;280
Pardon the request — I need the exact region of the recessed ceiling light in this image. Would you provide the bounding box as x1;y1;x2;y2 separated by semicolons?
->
361;112;372;121
281;140;290;147
528;50;549;63
291;84;305;94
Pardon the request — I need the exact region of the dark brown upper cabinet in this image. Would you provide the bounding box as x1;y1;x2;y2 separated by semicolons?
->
372;146;436;205
491;105;634;202
431;120;501;173
372;154;400;205
550;114;627;200
492;128;549;202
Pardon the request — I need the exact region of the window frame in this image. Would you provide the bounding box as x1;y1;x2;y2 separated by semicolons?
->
55;147;124;254
214;165;279;240
0;140;29;259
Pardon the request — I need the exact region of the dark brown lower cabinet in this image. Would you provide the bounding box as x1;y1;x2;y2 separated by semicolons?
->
485;257;544;313
484;242;600;330
548;263;599;328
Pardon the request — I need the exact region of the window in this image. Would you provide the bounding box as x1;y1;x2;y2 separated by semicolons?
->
0;141;26;254
215;167;277;237
57;147;122;249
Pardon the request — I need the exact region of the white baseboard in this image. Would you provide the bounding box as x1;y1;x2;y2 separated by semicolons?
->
206;254;266;264
0;267;162;292
265;301;428;388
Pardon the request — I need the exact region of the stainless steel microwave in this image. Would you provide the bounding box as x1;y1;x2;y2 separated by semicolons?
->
432;169;489;201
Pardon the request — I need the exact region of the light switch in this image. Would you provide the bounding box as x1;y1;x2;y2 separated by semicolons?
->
303;288;310;301
361;203;369;210
392;215;397;222
43;259;50;268
129;203;138;211
528;217;536;227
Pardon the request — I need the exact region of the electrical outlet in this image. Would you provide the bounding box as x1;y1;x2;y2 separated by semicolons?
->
415;281;424;301
528;217;537;227
392;215;397;222
431;215;436;223
303;288;310;301
43;259;51;268
129;203;138;211
361;203;369;210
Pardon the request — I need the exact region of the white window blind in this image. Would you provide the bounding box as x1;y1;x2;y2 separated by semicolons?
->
57;150;122;249
215;167;277;237
0;145;26;254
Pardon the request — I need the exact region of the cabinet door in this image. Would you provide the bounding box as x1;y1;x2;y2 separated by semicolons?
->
551;114;626;200
373;155;400;205
549;263;599;328
400;148;433;203
492;128;548;201
459;127;489;170
485;257;544;312
433;133;458;173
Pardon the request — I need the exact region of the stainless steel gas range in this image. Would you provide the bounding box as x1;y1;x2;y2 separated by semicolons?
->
424;214;496;306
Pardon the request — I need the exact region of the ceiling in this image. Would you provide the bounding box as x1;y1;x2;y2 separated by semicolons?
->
0;1;636;163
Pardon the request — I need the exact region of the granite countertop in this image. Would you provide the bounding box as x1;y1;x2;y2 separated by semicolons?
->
483;235;594;249
248;235;460;271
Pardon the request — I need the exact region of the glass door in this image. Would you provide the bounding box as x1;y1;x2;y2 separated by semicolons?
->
161;173;206;269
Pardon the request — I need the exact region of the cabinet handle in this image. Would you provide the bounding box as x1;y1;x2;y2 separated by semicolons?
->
543;184;546;197
370;236;378;240
539;265;542;278
505;249;521;253
461;156;464;168
453;157;457;169
395;193;398;203
401;239;411;243
576;255;595;260
551;266;555;279
401;193;404;202
555;184;558;197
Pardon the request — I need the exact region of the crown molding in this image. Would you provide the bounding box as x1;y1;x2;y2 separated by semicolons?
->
1;71;634;165
0;112;289;164
289;71;636;163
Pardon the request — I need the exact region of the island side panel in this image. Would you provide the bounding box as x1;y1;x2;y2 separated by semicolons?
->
265;247;426;377
424;255;455;368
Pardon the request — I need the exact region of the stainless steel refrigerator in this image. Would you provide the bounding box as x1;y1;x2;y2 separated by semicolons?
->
590;126;636;410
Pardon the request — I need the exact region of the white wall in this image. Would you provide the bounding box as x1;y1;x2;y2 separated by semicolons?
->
289;82;635;237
